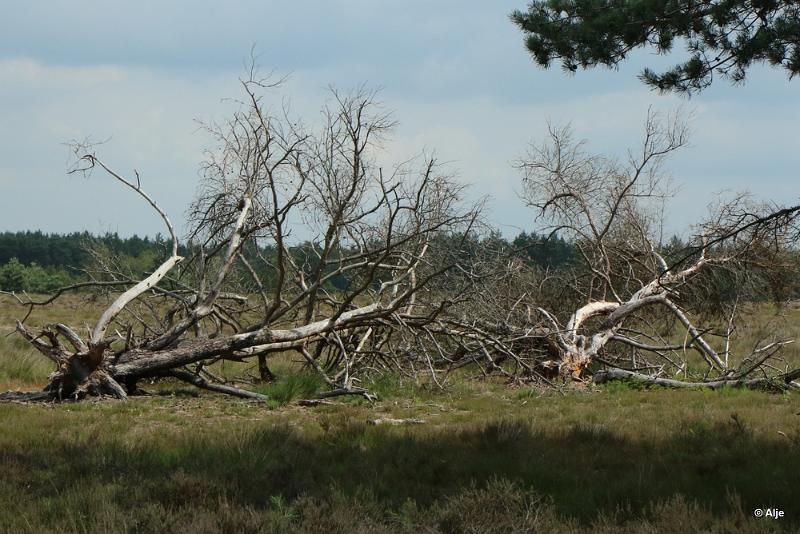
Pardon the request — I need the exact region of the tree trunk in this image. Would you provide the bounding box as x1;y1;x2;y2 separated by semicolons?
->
257;355;277;382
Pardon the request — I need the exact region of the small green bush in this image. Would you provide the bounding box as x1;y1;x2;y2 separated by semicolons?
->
0;258;73;293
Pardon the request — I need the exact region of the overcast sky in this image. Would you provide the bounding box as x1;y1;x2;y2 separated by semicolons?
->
1;0;797;240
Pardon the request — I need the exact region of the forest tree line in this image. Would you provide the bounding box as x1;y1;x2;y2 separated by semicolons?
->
0;230;797;301
0;230;569;293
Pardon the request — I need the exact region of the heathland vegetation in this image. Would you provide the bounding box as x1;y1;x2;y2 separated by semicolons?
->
1;296;800;532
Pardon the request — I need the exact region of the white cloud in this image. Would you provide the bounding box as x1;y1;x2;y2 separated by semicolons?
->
0;31;796;241
0;57;129;86
0;58;246;236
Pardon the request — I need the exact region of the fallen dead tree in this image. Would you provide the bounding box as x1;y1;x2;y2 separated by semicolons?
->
1;73;480;402
435;111;800;389
593;367;796;391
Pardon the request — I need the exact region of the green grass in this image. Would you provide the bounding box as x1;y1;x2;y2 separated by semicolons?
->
252;370;325;406
0;331;54;389
0;340;51;383
1;388;798;532
1;296;800;532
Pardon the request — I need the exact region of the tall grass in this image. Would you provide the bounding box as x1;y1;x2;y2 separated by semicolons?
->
1;388;797;532
0;335;53;387
253;370;325;406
